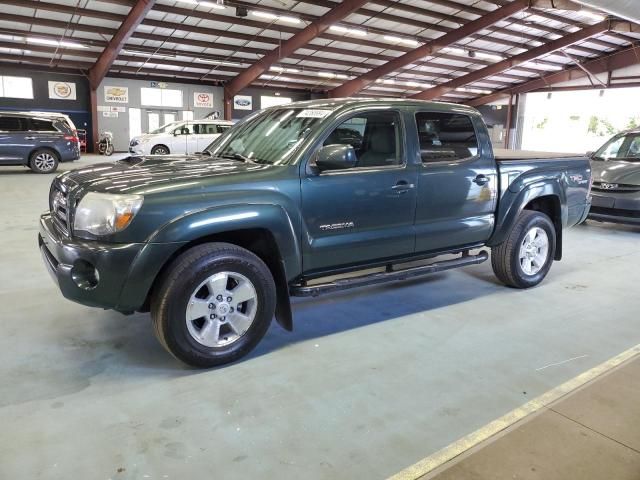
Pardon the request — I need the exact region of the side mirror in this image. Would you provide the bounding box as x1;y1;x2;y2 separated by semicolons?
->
315;144;357;171
586;151;593;158
173;130;180;136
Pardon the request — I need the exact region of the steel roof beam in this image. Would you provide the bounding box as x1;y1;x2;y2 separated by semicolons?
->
467;44;640;106
223;0;369;100
328;0;530;98
411;20;610;100
88;0;155;89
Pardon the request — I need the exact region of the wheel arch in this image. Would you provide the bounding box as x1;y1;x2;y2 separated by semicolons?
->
119;204;301;332
151;144;170;154
489;180;567;260
29;146;60;161
143;228;293;331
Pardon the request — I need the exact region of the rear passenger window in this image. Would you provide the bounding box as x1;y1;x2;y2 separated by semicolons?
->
0;116;24;131
28;119;56;132
323;111;401;168
415;112;478;163
217;125;230;134
199;124;218;135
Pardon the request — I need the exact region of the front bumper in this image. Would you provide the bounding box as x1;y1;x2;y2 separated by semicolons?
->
588;191;640;225
129;145;147;155
39;213;145;310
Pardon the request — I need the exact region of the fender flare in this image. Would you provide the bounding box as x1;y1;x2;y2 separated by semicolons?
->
117;203;301;328
488;179;567;259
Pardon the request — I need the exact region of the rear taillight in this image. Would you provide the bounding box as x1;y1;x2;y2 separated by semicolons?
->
64;135;79;143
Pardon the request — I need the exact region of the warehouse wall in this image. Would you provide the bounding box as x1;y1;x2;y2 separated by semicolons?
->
96;77;224;151
0;67;93;150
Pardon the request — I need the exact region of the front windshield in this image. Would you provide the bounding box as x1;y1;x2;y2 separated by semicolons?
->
593;133;640;162
207;107;333;165
150;122;182;134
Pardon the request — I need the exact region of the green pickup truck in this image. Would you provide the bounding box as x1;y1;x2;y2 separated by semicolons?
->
39;99;592;367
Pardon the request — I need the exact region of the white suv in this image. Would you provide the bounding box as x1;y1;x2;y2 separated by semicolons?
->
129;120;234;155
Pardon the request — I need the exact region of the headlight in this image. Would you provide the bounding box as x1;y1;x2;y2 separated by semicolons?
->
73;192;143;236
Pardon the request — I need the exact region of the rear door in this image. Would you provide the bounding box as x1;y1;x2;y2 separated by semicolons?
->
0;115;28;163
412;110;497;253
300;108;418;273
27;118;62;150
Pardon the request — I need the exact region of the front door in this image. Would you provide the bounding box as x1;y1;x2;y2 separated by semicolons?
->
412;110;497;253
301;109;418;274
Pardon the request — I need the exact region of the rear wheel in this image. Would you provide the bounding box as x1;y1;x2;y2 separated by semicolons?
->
151;243;276;368
491;210;556;288
29;149;59;173
151;145;169;155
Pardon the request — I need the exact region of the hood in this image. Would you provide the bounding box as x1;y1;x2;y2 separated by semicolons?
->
58;154;272;194
591;159;640;186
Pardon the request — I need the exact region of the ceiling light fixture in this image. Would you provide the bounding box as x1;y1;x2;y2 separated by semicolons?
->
270;66;300;73
252;11;300;24
26;37;87;49
122;49;176;59
329;25;367;36
195;58;243;67
175;0;225;8
383;35;419;48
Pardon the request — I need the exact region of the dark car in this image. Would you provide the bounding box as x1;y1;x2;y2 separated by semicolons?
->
39;99;591;367
589;129;640;225
0;111;80;173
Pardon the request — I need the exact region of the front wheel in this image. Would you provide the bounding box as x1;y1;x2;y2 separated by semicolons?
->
151;243;276;368
104;143;114;156
491;210;556;289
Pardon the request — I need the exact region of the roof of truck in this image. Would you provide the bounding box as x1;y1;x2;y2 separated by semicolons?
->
270;98;480;114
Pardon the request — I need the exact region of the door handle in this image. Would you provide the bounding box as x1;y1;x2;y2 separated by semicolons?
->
391;181;415;194
24;136;36;140
473;174;490;186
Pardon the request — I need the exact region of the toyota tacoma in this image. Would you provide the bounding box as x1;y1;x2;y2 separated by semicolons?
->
39;99;592;367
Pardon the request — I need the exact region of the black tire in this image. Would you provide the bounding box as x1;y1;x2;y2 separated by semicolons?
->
151;243;276;368
104;144;114;156
29;149;59;173
151;145;170;155
491;210;556;289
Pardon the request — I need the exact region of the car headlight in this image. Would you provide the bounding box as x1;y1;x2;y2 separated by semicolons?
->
73;192;143;236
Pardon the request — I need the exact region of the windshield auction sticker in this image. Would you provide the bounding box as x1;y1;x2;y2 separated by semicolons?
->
296;109;332;118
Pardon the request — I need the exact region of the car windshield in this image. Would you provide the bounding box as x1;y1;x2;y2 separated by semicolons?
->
150;122;182;134
593;133;640;162
206;107;333;165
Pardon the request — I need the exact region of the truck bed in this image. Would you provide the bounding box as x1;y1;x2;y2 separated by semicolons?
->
493;148;585;161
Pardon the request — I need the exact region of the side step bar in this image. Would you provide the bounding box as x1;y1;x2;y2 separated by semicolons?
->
290;250;489;297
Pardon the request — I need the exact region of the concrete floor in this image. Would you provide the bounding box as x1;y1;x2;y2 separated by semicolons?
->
428;356;640;480
1;154;639;479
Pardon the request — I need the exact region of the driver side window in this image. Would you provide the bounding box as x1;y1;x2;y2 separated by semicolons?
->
323;111;401;168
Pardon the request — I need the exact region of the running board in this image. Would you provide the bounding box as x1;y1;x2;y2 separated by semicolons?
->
290;250;489;297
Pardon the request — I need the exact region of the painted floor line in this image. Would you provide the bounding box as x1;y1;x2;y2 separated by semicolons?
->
387;343;640;480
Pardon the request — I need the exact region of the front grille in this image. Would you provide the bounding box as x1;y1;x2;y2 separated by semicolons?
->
590;206;640;219
592;182;640;193
49;180;71;235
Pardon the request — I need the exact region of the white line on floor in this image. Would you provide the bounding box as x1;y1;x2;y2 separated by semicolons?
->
388;343;640;480
535;354;589;371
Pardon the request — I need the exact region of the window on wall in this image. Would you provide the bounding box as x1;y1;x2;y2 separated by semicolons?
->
0;76;34;99
140;87;183;108
260;95;292;109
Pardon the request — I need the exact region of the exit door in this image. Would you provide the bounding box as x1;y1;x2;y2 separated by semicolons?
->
145;110;178;133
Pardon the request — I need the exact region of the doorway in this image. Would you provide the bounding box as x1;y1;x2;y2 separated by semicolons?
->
145;110;178;133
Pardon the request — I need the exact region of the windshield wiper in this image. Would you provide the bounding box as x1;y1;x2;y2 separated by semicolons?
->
219;153;254;163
